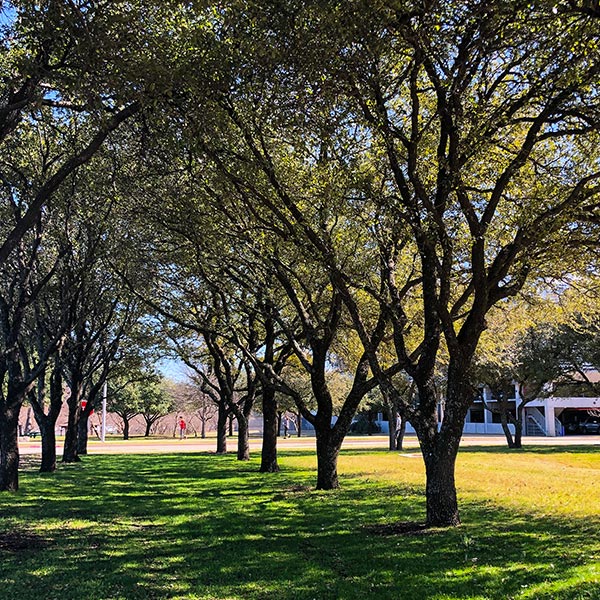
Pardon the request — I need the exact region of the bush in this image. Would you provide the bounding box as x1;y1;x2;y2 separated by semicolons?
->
350;414;381;434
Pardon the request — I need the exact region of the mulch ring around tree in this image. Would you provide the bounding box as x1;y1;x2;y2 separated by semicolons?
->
0;530;53;553
363;521;433;537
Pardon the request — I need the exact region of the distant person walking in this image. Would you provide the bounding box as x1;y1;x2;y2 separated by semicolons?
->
179;417;186;439
283;416;290;438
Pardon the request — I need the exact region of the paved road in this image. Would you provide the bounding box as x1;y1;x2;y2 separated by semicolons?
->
18;434;600;456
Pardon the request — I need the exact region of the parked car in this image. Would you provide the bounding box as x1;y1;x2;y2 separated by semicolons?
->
579;416;600;434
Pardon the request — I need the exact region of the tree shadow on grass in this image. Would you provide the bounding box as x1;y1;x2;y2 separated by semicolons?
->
2;453;599;600
457;443;600;455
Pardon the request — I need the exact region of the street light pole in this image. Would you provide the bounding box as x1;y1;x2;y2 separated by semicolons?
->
101;380;107;442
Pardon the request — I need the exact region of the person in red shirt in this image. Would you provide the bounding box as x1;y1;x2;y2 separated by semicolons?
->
178;417;186;439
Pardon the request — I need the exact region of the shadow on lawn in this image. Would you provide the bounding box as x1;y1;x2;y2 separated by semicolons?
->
457;443;600;455
2;452;599;600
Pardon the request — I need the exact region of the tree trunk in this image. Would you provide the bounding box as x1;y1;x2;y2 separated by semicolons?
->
24;407;32;435
228;413;234;437
500;409;516;448
0;404;20;491
422;442;461;527
39;421;57;473
123;418;130;440
396;417;407;451
260;387;279;473
77;413;89;455
62;416;81;463
63;375;85;463
144;419;151;437
216;404;227;454
413;375;466;527
201;420;206;439
296;410;302;437
236;413;250;461
514;418;523;449
387;405;397;450
32;362;63;473
315;430;341;490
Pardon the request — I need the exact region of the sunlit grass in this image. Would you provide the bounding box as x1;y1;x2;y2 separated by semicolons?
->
0;445;598;599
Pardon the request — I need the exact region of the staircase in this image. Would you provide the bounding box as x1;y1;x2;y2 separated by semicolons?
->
526;414;546;436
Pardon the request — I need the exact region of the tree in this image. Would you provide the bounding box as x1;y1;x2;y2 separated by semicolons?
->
474;322;564;448
0;0;203;267
175;0;600;525
107;379;141;441
177;379;217;439
0;175;68;488
139;377;174;437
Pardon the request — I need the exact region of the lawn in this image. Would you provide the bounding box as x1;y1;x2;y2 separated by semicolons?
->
0;445;598;599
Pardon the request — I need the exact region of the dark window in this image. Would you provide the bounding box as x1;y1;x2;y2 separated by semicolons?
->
469;408;485;423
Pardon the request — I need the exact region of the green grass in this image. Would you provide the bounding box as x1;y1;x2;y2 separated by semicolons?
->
1;446;599;599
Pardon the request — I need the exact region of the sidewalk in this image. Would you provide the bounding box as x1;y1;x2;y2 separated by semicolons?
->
18;433;599;456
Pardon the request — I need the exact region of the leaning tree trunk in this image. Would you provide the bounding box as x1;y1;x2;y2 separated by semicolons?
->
216;404;228;454
0;403;20;491
315;429;342;490
260;387;279;473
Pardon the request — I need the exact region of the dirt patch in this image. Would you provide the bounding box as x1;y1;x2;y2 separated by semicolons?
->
0;530;53;552
364;521;432;536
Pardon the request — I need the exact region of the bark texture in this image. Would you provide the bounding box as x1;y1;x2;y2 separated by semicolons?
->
0;404;20;491
260;387;279;472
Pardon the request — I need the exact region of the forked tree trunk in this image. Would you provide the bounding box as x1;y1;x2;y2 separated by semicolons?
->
315;430;342;490
260;387;279;473
0;404;20;491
